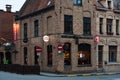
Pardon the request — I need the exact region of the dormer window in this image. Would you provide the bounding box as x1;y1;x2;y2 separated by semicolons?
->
108;1;111;9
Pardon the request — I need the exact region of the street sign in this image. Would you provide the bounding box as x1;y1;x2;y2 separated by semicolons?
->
58;44;62;51
43;35;49;42
35;46;42;53
58;44;62;54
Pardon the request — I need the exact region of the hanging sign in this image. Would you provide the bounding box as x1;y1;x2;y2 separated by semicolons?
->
43;35;49;42
94;36;100;43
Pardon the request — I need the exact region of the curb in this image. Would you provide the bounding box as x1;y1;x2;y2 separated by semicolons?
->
40;72;120;77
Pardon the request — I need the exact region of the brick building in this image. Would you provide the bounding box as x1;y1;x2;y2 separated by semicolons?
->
0;5;15;64
15;0;120;73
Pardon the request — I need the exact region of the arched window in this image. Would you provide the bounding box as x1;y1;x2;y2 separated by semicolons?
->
78;43;91;65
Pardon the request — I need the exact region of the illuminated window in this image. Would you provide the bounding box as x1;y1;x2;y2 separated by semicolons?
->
63;43;71;65
78;44;91;65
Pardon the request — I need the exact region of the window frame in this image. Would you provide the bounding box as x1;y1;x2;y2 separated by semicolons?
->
116;19;119;35
83;17;91;36
106;19;113;35
64;15;73;34
99;18;103;34
109;46;117;62
73;0;82;6
63;43;71;66
78;43;91;66
34;20;39;37
23;23;28;39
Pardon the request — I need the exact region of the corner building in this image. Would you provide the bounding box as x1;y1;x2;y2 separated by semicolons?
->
15;0;120;73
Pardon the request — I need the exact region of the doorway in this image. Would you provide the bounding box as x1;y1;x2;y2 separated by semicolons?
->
63;43;71;71
98;46;103;68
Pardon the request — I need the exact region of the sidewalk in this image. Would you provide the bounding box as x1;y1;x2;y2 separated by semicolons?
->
40;71;120;77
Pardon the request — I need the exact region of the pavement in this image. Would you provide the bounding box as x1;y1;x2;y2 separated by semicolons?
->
40;71;120;77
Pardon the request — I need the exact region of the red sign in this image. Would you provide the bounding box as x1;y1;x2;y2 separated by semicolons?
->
58;44;62;51
94;36;100;42
35;46;42;52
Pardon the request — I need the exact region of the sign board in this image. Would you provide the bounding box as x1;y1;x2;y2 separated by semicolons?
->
43;35;49;42
58;44;62;51
94;36;100;43
35;46;42;53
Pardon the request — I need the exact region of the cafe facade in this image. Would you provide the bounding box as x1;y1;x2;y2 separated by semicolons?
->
14;0;120;73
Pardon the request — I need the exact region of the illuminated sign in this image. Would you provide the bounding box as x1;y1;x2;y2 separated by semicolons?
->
43;35;49;42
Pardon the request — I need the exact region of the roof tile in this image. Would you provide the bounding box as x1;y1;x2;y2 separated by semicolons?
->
20;0;54;17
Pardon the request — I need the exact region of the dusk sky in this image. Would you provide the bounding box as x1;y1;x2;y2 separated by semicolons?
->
0;0;26;12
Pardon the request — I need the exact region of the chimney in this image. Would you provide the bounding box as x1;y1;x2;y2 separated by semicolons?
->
6;5;12;12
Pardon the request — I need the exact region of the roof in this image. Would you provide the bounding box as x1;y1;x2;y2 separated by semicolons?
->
19;0;54;17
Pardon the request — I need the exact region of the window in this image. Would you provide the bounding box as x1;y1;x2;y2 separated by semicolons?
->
23;23;28;38
47;45;52;66
47;16;53;34
63;43;71;65
108;1;111;9
109;46;117;62
83;17;91;35
64;15;73;34
116;20;119;35
34;46;39;65
23;23;28;43
24;47;27;64
34;20;39;37
74;0;82;6
107;19;113;35
99;18;103;34
78;44;91;65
